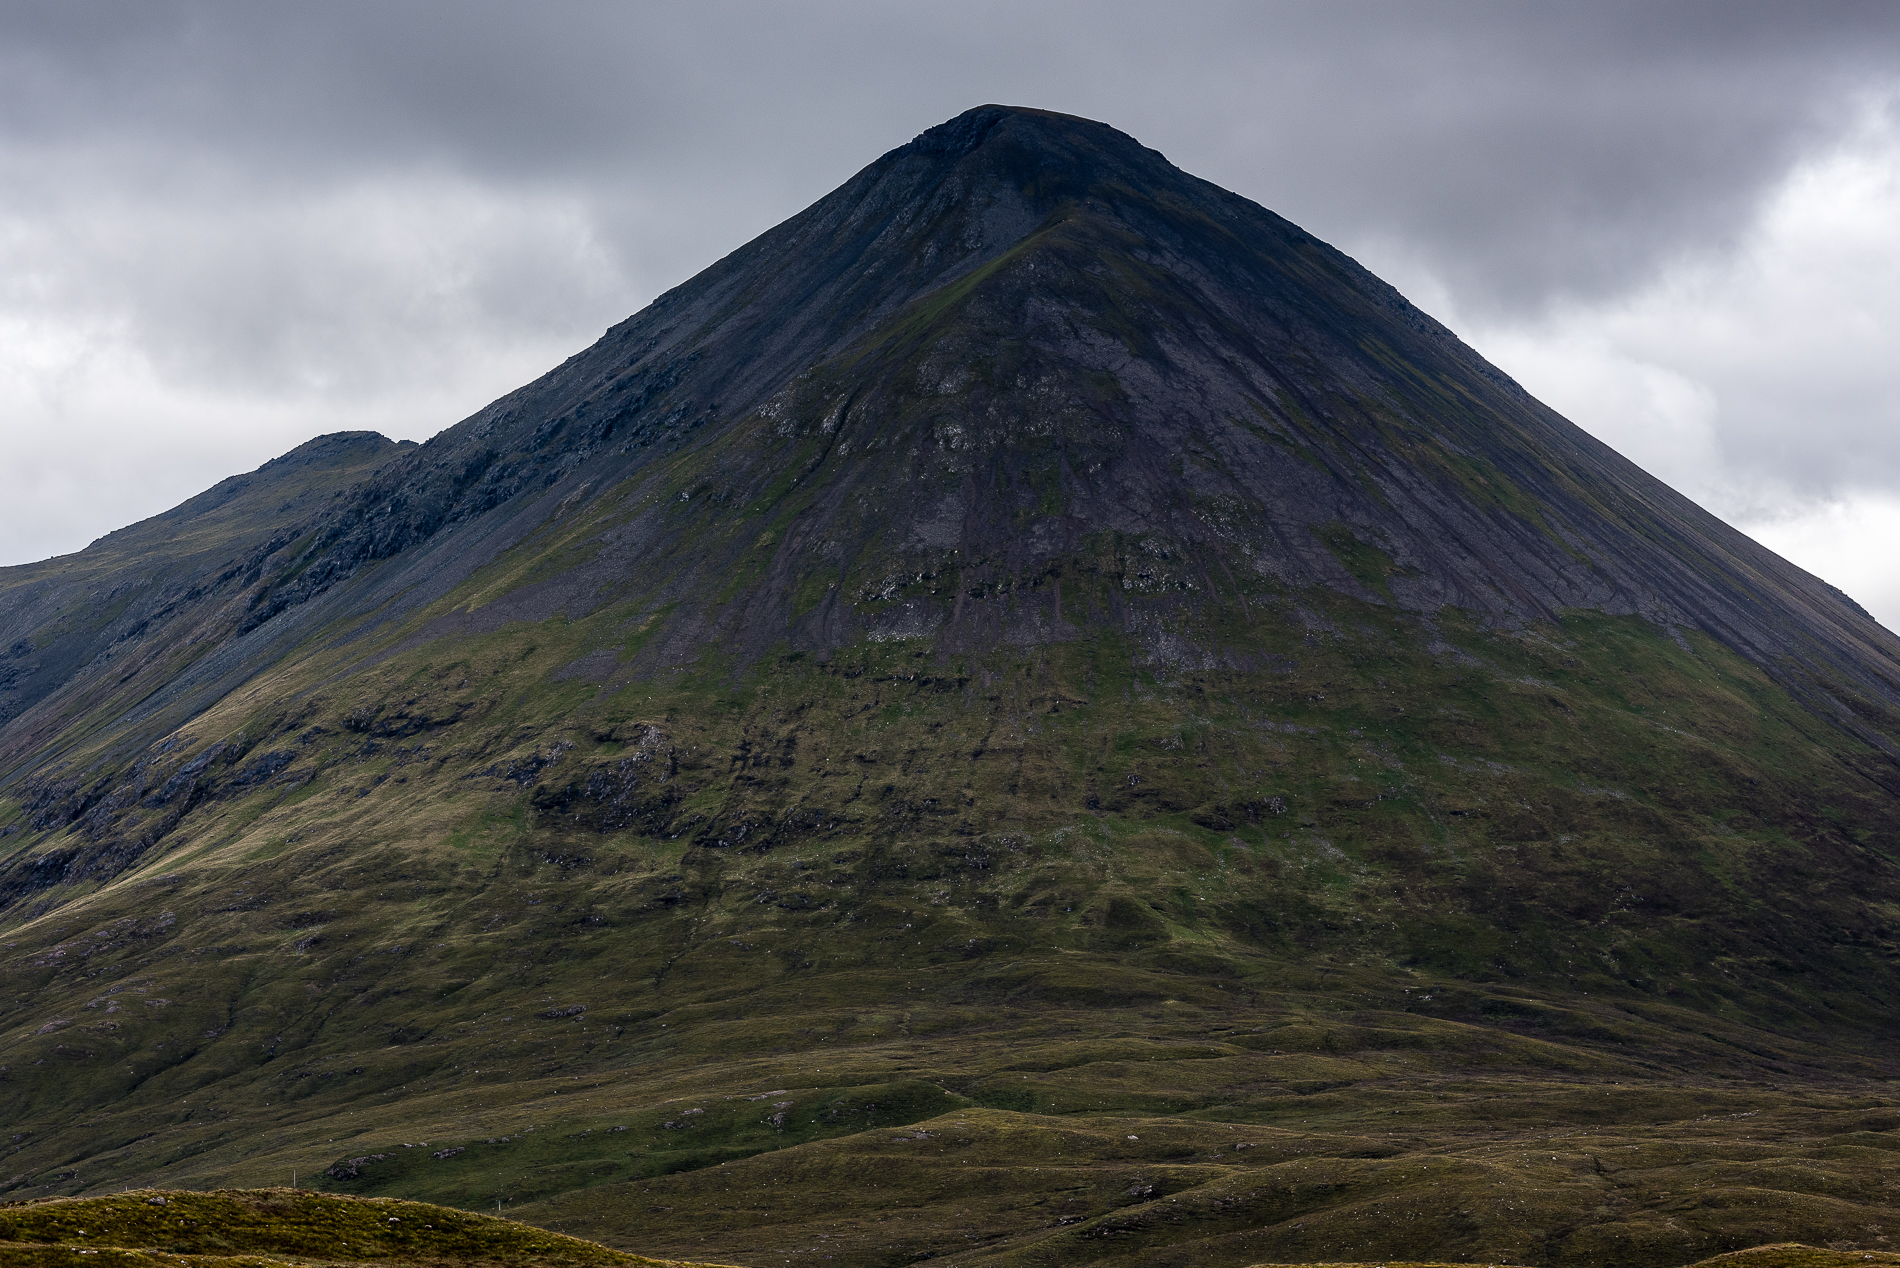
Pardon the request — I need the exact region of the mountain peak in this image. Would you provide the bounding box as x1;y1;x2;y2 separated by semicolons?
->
9;106;1898;756
876;103;1181;217
895;103;1145;161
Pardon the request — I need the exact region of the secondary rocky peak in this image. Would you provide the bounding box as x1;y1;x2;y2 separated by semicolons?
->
900;102;1023;155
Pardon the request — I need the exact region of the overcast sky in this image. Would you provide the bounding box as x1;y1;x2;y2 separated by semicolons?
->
4;1;1899;623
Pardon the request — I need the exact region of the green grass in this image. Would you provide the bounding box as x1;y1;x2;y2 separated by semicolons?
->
0;1189;729;1266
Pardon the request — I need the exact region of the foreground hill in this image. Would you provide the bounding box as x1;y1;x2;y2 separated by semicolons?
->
1;106;1897;1266
0;1188;726;1266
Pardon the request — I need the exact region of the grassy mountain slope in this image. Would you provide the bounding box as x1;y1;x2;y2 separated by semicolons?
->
1;107;1898;1267
3;574;1896;1264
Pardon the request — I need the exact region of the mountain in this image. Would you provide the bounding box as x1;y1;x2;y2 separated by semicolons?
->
2;105;1899;1268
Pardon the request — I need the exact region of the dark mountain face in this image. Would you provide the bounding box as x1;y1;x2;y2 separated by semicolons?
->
2;107;1899;1267
0;432;413;765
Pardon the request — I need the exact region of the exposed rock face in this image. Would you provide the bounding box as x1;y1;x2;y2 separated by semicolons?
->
2;107;1899;1264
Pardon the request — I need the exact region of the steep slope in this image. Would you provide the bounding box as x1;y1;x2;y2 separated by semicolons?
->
0;432;412;755
1;107;1898;1268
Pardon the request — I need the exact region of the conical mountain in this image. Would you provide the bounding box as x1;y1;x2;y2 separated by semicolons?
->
3;106;1899;1267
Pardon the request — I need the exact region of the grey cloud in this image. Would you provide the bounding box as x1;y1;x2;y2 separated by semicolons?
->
6;1;1897;311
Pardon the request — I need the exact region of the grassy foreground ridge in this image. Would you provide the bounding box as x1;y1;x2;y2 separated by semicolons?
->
3;1191;1898;1268
0;1189;726;1266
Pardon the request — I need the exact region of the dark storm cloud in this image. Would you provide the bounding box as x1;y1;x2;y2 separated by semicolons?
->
5;1;1896;310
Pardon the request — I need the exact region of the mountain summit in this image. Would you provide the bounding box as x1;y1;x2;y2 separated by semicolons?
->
3;106;1899;1267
